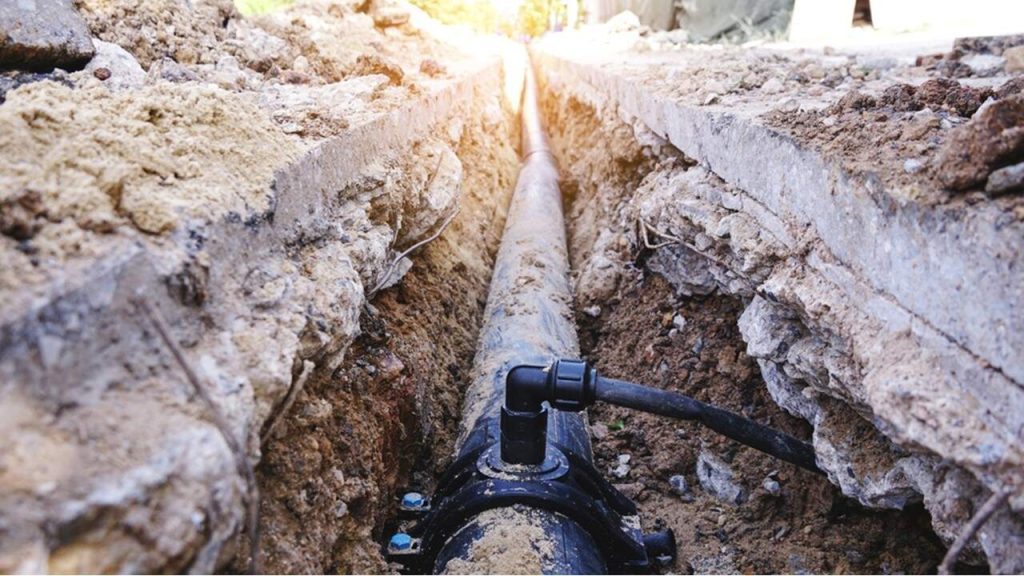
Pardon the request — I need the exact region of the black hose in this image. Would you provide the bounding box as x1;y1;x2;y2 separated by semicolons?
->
595;375;822;474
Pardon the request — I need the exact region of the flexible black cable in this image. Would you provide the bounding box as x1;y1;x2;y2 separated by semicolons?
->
594;375;823;474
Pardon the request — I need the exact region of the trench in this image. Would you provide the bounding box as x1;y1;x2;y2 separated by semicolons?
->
242;58;966;574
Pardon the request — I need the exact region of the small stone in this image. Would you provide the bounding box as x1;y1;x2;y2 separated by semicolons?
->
591;422;609;440
611;462;631;479
148;57;198;83
378;352;405;382
372;0;410;28
776;98;799;113
903;158;925;174
669;474;694;502
703;93;720;106
334;501;349;518
961;53;1006;77
985;162;1024;196
672;314;687;330
419;58;445;77
583;305;602;318
84;40;145;90
697;448;747;505
661;312;674;328
1005;46;1024;73
761;77;784;94
705;79;727;94
611;454;632;478
762;477;781;496
613;482;644;499
692;336;705;355
803;525;814;535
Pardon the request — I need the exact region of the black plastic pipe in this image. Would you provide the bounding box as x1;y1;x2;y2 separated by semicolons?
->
435;59;603;574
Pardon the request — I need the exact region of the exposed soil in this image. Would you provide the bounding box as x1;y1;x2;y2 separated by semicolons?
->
578;274;953;574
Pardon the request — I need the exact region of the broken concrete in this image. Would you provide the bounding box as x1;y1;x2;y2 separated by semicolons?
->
0;0;95;71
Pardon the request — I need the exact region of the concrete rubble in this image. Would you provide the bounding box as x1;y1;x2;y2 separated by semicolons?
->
535;21;1024;572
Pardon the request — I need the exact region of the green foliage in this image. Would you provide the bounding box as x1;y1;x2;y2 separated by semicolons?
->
234;0;294;16
409;0;499;33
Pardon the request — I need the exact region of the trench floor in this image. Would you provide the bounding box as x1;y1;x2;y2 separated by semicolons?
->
579;273;958;574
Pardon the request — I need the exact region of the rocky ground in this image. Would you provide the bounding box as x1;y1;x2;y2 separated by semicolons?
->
539;16;1024;573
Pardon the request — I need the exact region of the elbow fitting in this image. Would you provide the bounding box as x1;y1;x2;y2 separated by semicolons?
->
500;360;597;465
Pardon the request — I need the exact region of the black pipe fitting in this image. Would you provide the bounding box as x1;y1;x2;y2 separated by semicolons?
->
501;360;596;465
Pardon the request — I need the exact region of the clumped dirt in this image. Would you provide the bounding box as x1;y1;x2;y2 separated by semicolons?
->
75;0;465;87
934;94;1024;191
578;274;950;574
0;80;302;290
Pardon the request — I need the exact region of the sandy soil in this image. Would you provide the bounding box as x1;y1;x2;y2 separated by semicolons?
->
579;274;954;574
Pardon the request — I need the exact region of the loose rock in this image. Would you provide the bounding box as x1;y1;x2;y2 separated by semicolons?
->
83;40;144;90
697;449;747;505
934;94;1024;190
0;0;95;71
985;162;1024;195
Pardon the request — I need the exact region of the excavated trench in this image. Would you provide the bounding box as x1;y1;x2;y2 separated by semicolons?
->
249;61;966;573
241;58;1016;573
234;88;521;573
3;3;1021;571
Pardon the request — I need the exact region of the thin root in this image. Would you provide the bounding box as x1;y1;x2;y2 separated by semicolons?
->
260;360;315;444
137;297;262;574
369;206;460;297
938;489;1012;574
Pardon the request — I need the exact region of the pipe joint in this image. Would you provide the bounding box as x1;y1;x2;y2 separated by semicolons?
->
501;360;596;465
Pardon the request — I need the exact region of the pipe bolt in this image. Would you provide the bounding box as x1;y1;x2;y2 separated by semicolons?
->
389;532;413;551
401;492;425;508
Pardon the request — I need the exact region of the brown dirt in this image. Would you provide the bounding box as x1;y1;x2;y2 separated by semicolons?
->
245;100;518;574
578;274;952;574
